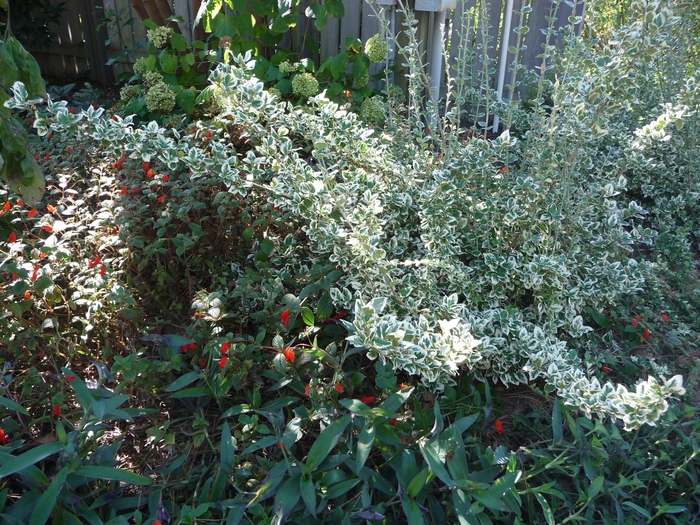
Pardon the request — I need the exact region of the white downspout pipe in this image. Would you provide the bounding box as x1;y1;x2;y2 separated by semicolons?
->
429;9;448;103
493;0;515;132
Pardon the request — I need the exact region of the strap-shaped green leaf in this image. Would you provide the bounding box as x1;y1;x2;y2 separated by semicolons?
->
73;466;152;485
29;466;68;525
306;415;351;471
0;442;63;478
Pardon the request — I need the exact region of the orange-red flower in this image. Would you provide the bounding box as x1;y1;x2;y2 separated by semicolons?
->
65;375;75;382
143;162;150;171
283;348;295;363
16;199;23;207
279;309;290;327
630;318;638;328
120;186;128;195
3;202;10;212
661;314;670;322
495;418;504;435
643;327;651;340
334;383;343;393
100;264;106;277
28;208;37;218
219;356;228;369
157;195;165;203
360;396;375;404
8;232;16;243
390;418;397;426
24;291;31;299
53;405;61;418
47;205;57;213
147;169;154;179
31;265;40;281
220;342;230;355
305;384;311;396
602;364;611;374
0;428;8;445
163;175;169;182
42;225;53;233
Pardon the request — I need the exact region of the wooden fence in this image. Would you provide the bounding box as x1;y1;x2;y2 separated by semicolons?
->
26;0;584;103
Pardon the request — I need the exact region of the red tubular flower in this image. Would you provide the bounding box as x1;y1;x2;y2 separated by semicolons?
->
305;384;311;396
44;153;50;161
31;265;40;281
0;428;8;445
147;169;154;179
3;202;10;212
283;348;295;363
495;419;504;435
643;327;651;340
100;264;106;277
69;108;75;114
390;418;397;426
34;154;40;161
42;225;53;233
65;375;75;382
360;396;375;404
181;344;189;353
24;291;31;299
28;208;37;218
120;186;128;195
630;318;638;328
189;342;196;351
53;405;61;418
66;147;72;153
602;365;611;374
47;205;57;214
163;175;169;182
334;383;343;393
143;162;150;171
16;199;23;207
157;195;165;203
279;309;290;327
219;356;228;369
661;314;670;323
500;166;507;174
220;342;230;355
8;232;16;243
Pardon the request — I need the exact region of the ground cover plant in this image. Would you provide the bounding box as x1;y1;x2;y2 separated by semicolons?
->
1;0;699;523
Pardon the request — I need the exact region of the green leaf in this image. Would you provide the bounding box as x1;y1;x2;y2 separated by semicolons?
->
170;32;187;51
241;435;279;456
400;496;425;525
220;422;235;471
306;4;327;30
355;424;376;473
0;442;63;477
420;441;453;488
587;475;604;499
300;474;316;518
165;371;202;392
29;466;68;525
169;387;211;398
159;50;179;75
273;474;300;519
535;492;555;525
379;388;413;413
325;478;361;501
306;415;352;470
72;466;152;485
301;307;314;326
552;398;562;445
0;396;29;415
407;467;431;498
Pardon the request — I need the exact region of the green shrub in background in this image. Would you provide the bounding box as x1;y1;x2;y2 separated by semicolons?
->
1;0;699;523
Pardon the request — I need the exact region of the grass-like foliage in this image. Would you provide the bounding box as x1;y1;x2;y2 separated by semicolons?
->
0;0;699;523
